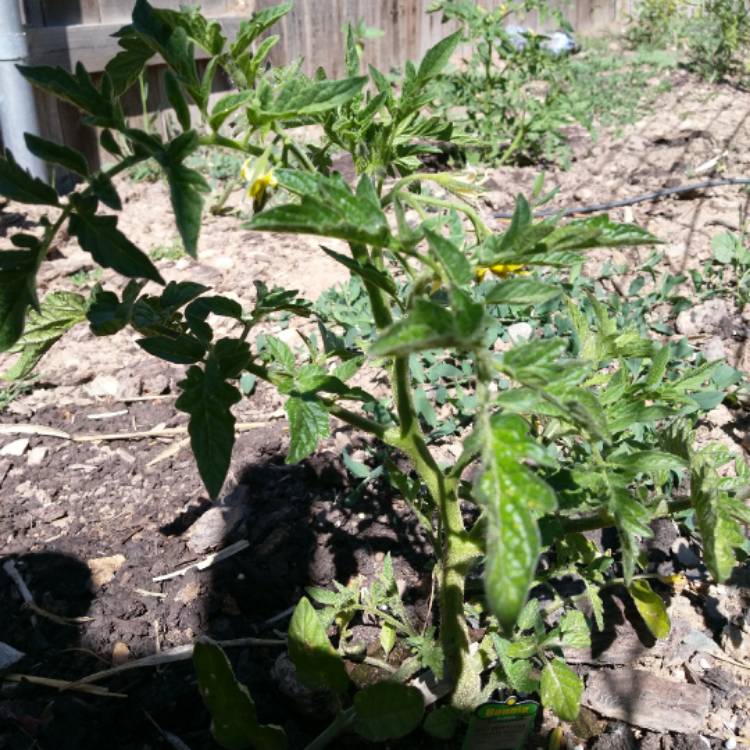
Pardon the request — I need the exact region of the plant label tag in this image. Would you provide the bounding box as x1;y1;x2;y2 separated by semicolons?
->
462;697;539;750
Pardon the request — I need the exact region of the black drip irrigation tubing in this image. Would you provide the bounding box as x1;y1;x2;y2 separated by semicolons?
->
492;177;750;219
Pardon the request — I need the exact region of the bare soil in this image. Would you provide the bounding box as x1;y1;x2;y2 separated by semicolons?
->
1;61;749;749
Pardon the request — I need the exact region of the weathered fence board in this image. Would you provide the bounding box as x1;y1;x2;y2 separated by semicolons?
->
13;0;635;164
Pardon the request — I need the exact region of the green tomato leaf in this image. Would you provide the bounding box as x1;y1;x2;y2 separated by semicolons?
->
380;622;396;656
231;2;292;58
210;91;254;131
423;706;461;740
176;354;241;498
3;291;87;380
285;396;330;464
540;658;583;722
545;215;660;253
353;682;424;742
406;633;444;680
0;250;38;352
137;334;207;364
24;134;89;177
248;172;391;248
417;30;462;82
19;63;119;128
165;71;192;131
585;581;605;631
87;281;144;336
609;450;687;477
288;597;349;695
424;228;472;286
516;598;541;632
254;75;367;122
131;0;202;96
161;131;209;256
105;35;154;96
193;638;287;750
692;480;739;582
485;278;562;306
68;211;163;284
370;299;455;357
559;610;592;649
0;148;58;206
628;579;670;640
477;415;556;632
320;246;397;298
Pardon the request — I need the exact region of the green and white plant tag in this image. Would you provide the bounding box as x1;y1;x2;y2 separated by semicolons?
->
462;696;539;750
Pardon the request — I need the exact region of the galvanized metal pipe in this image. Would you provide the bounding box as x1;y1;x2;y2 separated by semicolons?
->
0;0;47;181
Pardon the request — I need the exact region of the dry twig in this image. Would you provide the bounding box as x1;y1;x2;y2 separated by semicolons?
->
152;540;250;582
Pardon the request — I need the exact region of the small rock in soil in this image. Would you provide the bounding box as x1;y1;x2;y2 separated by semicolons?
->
663;734;713;750
111;641;131;665
721;624;750;661
185;505;245;554
675;299;730;337
86;374;121;399
0;641;24;670
701;336;726;362
507;321;534;344
583;668;712;734
672;538;701;567
26;446;47;466
174;579;202;605
87;553;126;588
270;653;338;718
571;705;606;740
0;438;29;457
590;723;637;750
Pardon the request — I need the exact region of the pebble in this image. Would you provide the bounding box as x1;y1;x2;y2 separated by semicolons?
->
725;737;737;750
186;505;245;554
0;641;24;670
507;322;534;344
675;298;730;337
702;335;726;362
0;438;29;457
87;554;126;587
111;642;131;666
26;446;47;466
672;537;701;567
86;374;121;399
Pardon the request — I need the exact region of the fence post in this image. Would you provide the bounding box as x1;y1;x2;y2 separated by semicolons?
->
0;0;47;181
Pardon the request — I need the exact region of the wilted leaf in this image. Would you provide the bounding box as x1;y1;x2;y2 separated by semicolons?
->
628;579;670;639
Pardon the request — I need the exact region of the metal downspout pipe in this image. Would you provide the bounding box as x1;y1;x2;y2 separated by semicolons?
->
0;0;47;181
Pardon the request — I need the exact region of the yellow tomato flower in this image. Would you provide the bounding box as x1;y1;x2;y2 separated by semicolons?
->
475;263;526;281
241;152;277;209
247;169;278;202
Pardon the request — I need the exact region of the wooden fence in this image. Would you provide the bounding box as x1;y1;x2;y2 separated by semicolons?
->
17;0;637;164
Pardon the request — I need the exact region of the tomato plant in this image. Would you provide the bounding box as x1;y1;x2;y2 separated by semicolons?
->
1;2;748;747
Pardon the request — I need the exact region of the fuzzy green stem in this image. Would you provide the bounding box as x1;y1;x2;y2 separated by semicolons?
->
198;133;264;157
543;498;693;543
403;192;490;241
